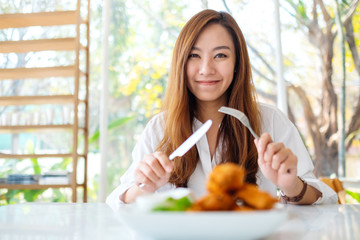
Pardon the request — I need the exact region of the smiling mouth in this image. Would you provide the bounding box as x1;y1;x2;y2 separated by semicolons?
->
196;80;220;85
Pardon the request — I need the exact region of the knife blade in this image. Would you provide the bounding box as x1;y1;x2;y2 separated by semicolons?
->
169;119;212;160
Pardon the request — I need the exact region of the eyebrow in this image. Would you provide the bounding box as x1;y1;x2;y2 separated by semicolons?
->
191;46;231;51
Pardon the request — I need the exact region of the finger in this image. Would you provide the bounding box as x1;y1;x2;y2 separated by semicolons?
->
269;145;288;170
257;133;273;154
142;153;168;179
153;151;174;173
146;156;166;178
278;154;297;175
135;171;157;193
264;142;284;164
255;140;267;170
135;168;153;188
135;158;161;184
141;162;161;183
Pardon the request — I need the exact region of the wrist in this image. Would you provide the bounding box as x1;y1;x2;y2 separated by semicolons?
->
123;185;152;203
280;177;307;203
281;177;303;196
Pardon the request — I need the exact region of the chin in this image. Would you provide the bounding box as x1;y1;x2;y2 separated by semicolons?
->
196;96;223;103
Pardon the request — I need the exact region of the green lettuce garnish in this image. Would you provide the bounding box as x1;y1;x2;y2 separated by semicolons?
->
152;196;193;211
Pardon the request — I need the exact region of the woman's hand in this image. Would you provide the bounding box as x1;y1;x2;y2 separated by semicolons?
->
134;151;174;193
254;133;298;192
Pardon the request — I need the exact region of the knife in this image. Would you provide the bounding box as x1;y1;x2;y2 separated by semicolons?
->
169;119;212;160
138;119;212;188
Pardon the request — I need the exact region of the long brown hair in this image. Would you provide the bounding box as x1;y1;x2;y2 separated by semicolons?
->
156;9;261;187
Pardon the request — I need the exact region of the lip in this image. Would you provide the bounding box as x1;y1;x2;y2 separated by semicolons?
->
196;80;220;86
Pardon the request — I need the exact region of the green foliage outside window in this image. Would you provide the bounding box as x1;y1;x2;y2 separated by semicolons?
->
1;0;359;204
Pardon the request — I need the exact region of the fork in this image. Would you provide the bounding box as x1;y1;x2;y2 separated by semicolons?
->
218;106;259;139
219;107;294;174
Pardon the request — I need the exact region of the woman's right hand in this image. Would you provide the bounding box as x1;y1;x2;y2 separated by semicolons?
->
134;151;174;193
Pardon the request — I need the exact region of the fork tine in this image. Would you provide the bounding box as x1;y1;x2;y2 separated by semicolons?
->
218;106;259;139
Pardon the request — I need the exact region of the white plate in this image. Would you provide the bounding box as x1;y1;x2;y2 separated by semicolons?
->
116;204;287;240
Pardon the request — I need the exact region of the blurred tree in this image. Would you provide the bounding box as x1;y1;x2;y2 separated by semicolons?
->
224;0;360;176
283;0;360;176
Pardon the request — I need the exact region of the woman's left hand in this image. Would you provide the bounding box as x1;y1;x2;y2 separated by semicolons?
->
254;133;298;191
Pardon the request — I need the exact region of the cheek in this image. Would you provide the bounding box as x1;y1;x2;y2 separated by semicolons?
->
221;67;235;91
222;65;235;81
185;65;194;92
186;63;196;79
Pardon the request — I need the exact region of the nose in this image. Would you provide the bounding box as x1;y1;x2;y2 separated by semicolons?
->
199;59;215;76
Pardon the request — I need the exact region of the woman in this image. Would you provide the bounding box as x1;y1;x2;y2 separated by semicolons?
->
106;9;337;209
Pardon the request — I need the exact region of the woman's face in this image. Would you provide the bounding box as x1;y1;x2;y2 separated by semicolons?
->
186;23;236;105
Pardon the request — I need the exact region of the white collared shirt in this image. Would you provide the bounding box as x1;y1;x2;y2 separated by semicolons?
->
106;103;338;210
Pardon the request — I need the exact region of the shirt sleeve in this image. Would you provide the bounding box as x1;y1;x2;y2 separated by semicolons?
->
261;104;338;204
105;114;166;210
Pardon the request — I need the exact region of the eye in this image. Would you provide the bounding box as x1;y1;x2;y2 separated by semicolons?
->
215;53;227;58
188;53;200;59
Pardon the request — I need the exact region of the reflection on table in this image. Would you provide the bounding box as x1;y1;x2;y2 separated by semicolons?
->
0;203;359;240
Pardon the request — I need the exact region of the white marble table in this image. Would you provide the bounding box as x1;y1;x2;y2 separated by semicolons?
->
0;203;359;240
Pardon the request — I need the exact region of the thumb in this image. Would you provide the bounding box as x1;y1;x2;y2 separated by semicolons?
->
255;139;265;167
